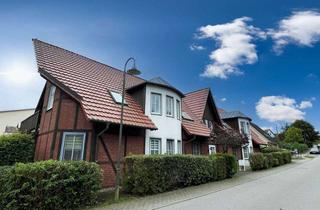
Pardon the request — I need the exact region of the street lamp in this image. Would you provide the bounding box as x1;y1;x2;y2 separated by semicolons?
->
115;57;141;201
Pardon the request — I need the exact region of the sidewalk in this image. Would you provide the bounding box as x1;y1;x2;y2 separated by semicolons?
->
91;158;309;210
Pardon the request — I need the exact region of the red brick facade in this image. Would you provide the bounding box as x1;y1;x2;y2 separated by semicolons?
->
34;82;146;187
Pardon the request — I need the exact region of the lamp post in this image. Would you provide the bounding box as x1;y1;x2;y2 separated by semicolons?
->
115;57;141;201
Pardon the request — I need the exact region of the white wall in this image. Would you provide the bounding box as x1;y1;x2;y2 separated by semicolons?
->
144;84;182;154
0;109;35;134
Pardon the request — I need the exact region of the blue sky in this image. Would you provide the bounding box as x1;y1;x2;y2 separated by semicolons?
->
1;0;320;131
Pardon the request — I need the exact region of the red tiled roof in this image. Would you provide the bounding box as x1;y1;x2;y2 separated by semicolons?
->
251;128;268;145
33;39;156;129
182;88;211;137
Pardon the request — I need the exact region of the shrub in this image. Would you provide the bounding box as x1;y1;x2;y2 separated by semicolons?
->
264;153;274;168
272;152;284;166
0;133;34;166
249;153;265;170
124;154;237;195
282;151;292;164
261;146;282;153
278;142;308;153
0;160;102;210
214;153;238;178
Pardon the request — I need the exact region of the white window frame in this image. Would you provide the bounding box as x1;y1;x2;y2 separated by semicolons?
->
239;119;250;136
151;93;162;115
110;90;127;105
176;100;181;120
208;145;216;155
177;140;182;154
166;139;174;155
149;138;161;155
60;132;86;161
47;85;56;111
243;146;249;159
166;95;174;117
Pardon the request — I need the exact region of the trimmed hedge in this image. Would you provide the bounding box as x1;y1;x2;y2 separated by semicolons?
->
124;154;238;195
0;160;102;210
250;151;292;171
0;133;34;166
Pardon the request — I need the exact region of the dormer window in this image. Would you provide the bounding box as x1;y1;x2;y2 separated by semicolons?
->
47;85;56;111
166;95;174;117
110;91;127;105
204;119;213;129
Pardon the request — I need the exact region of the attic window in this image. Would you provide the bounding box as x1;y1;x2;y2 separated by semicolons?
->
182;112;193;121
110;91;127;105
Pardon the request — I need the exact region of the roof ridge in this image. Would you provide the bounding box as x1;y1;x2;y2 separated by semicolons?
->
185;87;210;95
32;39;146;82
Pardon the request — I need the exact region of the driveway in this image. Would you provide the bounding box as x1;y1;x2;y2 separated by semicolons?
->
95;157;317;210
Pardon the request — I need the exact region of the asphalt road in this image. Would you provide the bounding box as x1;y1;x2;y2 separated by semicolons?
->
159;157;320;210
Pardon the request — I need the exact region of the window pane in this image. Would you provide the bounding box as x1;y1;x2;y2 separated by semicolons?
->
151;93;161;114
61;133;85;161
47;85;56;110
177;140;182;154
150;138;161;155
176;100;181;120
110;91;127;104
166;96;174;116
166;139;174;155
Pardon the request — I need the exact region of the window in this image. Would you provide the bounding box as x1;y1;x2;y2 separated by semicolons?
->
110;91;127;105
151;93;161;115
208;145;216;155
177;140;182;154
243;146;249;159
204;119;213;129
240;120;250;136
150;138;161;155
166;139;174;155
47;85;56;111
60;132;86;161
176;100;181;120
166;96;174;117
192;142;201;155
182;112;193;121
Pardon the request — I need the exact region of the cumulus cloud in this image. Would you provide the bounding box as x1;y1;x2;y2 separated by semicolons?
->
220;97;227;102
256;96;308;123
299;100;313;109
190;44;205;51
269;10;320;54
197;17;266;79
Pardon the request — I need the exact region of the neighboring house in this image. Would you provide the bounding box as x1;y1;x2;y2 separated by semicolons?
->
28;39;231;187
250;123;275;152
0;108;35;135
219;110;253;169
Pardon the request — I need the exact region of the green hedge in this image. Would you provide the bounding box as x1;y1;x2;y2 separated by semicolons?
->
0;133;34;166
249;151;292;171
278;142;309;153
124;154;237;195
0;160;102;210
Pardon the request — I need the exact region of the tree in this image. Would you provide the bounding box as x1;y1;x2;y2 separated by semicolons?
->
291;120;319;146
284;127;304;143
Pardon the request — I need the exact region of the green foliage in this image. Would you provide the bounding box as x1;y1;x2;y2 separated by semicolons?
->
291;120;319;146
278;142;309;153
261;146;282;153
0;133;34;166
284;127;304;143
124;154;238;195
0;160;102;210
249;153;265;171
249;151;291;171
214;153;238;178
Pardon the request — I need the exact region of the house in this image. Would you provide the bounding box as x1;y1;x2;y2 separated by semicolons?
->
250;123;275;152
219;110;253;169
27;39;242;187
0;108;35;135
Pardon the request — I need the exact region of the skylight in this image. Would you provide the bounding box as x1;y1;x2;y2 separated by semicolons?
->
110;91;127;105
182;112;193;121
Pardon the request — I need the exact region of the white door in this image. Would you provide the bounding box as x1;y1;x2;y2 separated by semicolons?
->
208;145;216;155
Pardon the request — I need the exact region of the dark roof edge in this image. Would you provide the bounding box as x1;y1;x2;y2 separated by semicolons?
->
185;87;210;95
127;81;185;97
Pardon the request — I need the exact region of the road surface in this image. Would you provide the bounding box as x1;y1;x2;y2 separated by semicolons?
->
159;157;320;210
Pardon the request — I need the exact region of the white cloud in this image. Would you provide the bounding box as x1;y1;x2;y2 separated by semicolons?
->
269;10;320;54
197;17;266;79
190;44;205;51
299;100;313;109
256;96;307;123
220;97;227;102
